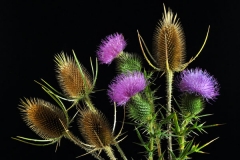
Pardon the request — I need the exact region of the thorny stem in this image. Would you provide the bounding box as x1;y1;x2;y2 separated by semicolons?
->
104;146;117;160
166;70;174;160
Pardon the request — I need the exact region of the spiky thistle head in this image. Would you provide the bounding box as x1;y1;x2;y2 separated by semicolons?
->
108;71;147;106
97;33;127;65
78;109;114;148
116;52;142;73
55;52;93;101
153;5;185;72
19;98;68;139
177;68;219;101
180;93;205;116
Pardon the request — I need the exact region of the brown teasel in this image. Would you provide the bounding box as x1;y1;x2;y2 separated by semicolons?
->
153;6;186;72
55;52;93;100
19;98;67;139
78;109;114;148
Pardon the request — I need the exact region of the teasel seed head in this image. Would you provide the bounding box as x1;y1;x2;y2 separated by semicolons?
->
19;98;68;139
153;5;186;72
55;52;93;100
78;109;114;148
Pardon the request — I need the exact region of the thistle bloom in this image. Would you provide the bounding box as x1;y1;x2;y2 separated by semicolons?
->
108;72;147;106
97;33;127;64
177;68;219;100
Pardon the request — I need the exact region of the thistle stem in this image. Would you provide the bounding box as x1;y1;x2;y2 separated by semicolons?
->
166;70;174;160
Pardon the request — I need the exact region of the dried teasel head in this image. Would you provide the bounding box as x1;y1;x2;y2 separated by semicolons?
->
78;109;114;148
19;98;68;139
153;5;186;72
55;52;93;101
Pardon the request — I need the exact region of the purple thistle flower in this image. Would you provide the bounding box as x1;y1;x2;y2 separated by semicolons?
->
108;72;147;106
97;33;127;64
177;68;219;100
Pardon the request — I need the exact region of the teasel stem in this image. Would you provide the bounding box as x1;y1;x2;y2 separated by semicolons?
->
104;146;116;160
166;69;173;160
85;95;97;112
163;30;174;159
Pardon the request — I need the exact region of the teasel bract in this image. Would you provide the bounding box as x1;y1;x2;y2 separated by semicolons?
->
55;52;93;102
16;98;68;145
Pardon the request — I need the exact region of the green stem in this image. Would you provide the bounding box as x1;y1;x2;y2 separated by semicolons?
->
148;118;155;160
166;70;174;160
115;143;127;160
84;95;96;112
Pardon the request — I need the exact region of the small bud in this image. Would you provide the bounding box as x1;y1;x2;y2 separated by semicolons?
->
180;93;205;116
127;94;152;123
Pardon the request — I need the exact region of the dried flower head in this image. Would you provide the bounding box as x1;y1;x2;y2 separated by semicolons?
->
78;109;114;148
97;33;127;64
55;52;92;100
19;98;67;139
108;72;147;106
177;68;219;100
153;5;185;72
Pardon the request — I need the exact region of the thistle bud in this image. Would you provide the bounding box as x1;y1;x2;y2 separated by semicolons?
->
127;94;152;123
180;93;205;116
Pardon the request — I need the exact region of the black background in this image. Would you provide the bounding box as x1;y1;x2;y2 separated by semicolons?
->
2;0;239;159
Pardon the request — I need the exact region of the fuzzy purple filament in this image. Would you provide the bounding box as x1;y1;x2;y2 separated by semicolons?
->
177;68;219;100
97;33;127;64
108;72;147;106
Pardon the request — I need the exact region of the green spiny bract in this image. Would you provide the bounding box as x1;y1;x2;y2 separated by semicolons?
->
116;52;142;73
127;94;152;123
180;93;205;116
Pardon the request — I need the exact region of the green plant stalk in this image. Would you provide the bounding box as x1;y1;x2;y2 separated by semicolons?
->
84;95;96;112
166;69;174;160
115;143;127;160
148;120;154;160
